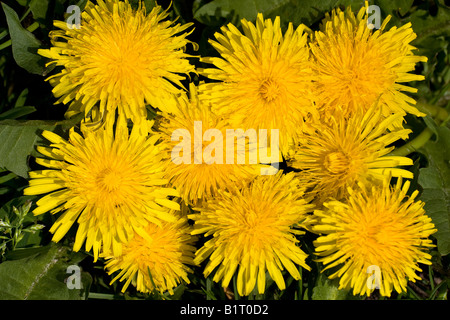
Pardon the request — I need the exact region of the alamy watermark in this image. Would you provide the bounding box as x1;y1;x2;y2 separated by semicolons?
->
366;265;381;290
171;121;280;175
66;5;81;29
366;5;381;30
66;265;82;289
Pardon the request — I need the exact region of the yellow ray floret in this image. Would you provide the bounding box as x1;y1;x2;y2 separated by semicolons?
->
199;13;316;154
155;84;264;205
287;106;414;203
24;116;180;261
310;2;427;126
313;177;436;297
39;0;196;124
189;172;314;296
104;217;197;295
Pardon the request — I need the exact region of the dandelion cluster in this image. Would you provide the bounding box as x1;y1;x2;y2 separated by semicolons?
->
26;0;437;298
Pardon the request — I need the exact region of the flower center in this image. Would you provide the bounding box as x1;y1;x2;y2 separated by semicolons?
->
97;168;124;193
259;79;280;102
323;151;350;175
332;40;395;106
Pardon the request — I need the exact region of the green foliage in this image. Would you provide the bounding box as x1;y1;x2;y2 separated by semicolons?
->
0;198;43;258
418;126;450;256
1;2;45;75
311;274;354;300
194;0;291;25
0;117;81;178
0;243;91;299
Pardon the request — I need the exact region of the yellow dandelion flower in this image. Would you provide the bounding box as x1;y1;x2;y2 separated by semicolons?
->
39;0;196;124
189;172;314;296
287;107;414;203
23;116;180;261
104;217;197;295
199;13;316;154
156;85;263;205
310;2;427;125
313;177;437;297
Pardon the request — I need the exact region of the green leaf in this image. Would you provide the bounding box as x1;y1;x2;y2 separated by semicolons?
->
4;245;51;260
418;126;450;256
194;0;371;30
14;88;28;108
0;106;36;120
423;115;440;142
267;0;365;29
15;0;30;6
1;2;45;75
311;273;356;300
28;0;50;22
402;1;450;47
0;118;81;178
194;0;291;26
0;120;57;178
376;0;414;17
10;0;49;21
0;244;91;300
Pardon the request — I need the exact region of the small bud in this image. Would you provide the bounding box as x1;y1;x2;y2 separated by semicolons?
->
0;220;10;228
28;224;45;231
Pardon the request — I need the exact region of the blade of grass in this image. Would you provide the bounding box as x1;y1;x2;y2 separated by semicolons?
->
88;292;116;300
298;266;303;300
428;280;447;300
407;285;422;300
429;265;435;292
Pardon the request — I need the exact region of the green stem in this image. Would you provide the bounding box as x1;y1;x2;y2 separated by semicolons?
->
87;292;116;300
298;266;303;300
389;104;449;157
416;102;449;123
389;127;434;157
0;29;8;42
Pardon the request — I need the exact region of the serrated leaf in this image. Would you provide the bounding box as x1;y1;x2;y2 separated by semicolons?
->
1;2;45;75
194;0;291;26
0;120;57;178
0;244;91;299
0;117;81;178
418;126;450;256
